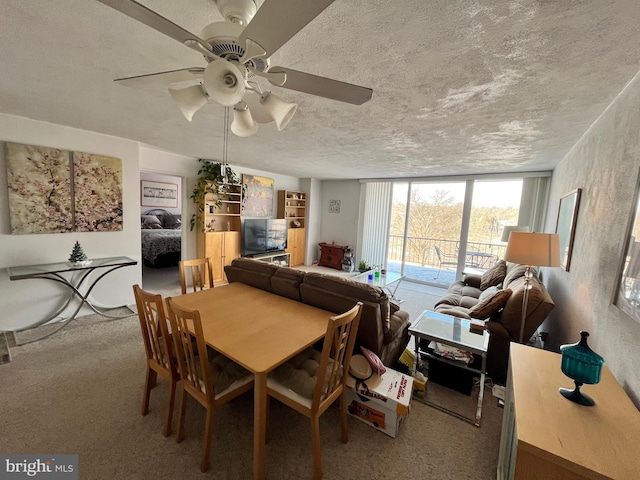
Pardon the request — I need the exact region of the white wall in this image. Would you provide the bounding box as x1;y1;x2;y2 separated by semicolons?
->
0;114;141;331
543;71;640;407
317;180;361;255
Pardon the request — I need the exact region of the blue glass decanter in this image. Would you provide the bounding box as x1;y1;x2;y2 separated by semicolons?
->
559;331;604;406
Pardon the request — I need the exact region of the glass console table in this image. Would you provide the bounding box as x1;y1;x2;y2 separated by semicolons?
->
350;271;404;302
409;310;489;427
7;256;137;344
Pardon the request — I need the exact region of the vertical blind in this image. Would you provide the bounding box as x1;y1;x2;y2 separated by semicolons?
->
359;182;392;268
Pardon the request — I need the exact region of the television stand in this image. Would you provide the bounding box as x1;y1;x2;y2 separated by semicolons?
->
248;251;290;267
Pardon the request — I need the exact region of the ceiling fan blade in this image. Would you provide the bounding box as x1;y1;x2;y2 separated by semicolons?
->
268;67;373;105
239;0;336;58
115;68;205;89
96;0;213;53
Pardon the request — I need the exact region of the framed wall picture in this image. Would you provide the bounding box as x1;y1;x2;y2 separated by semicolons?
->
141;180;178;208
613;169;640;323
5;141;123;234
242;174;274;217
555;188;582;271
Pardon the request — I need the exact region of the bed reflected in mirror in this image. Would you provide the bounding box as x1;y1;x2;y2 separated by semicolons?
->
615;174;640;323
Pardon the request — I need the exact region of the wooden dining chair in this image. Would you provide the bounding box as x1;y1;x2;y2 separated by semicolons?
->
179;257;214;294
165;297;254;473
266;302;363;480
132;284;179;437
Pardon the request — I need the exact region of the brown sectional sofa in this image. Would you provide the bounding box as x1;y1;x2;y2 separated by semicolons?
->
224;258;411;366
431;262;554;384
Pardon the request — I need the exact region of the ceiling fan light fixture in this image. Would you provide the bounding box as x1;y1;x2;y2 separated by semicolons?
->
231;104;259;137
214;0;258;26
203;60;247;106
260;92;297;131
168;84;209;121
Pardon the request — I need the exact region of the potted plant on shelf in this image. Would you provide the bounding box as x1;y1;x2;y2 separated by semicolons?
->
358;260;370;273
190;159;242;231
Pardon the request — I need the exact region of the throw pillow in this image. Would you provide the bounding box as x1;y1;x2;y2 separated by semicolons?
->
360;346;386;376
469;288;512;319
480;260;507;290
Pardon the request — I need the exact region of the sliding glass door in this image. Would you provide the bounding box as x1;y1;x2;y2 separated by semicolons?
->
467;179;523;268
386;178;524;287
387;181;466;286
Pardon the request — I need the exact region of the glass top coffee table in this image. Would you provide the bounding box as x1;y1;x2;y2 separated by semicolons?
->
350;271;404;302
409;310;489;427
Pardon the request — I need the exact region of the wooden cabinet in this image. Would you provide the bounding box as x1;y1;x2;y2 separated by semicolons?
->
287;227;306;267
197;231;240;285
196;183;242;284
318;242;348;270
277;190;307;267
498;343;640;480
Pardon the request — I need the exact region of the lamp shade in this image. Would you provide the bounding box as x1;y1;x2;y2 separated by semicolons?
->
243;91;274;123
168;85;209;121
203;59;246;106
501;225;530;243
260;92;297;131
231;105;259;137
504;232;560;267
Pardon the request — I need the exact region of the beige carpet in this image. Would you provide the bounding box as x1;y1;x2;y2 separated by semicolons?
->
1;304;504;480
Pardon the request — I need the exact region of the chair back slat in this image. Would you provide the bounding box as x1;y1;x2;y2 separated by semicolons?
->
179;258;214;294
166;298;213;405
313;302;362;407
133;284;174;370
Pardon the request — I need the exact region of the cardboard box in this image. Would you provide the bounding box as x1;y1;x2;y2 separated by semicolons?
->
345;368;413;438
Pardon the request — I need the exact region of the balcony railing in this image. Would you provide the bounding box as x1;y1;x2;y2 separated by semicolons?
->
387;235;507;284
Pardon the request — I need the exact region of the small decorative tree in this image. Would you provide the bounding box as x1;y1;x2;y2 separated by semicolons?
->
68;241;88;263
190;159;243;231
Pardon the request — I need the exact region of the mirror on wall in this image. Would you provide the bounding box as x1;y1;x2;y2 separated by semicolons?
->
614;172;640;323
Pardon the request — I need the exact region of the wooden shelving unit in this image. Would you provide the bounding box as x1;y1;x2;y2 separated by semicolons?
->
196;183;242;284
277;190;307;267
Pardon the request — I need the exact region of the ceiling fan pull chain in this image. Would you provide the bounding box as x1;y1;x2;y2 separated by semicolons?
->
222;106;230;185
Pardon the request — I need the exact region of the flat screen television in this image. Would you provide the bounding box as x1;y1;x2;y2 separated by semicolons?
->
243;218;288;256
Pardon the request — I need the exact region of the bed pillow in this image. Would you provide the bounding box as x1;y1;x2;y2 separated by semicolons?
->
161;214;181;229
141;215;163;229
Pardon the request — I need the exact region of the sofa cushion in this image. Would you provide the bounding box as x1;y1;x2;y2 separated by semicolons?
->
480;260;507;290
270;267;305;301
478;285;499;302
300;274;389;353
498;276;553;340
434;305;471;319
469;288;512;319
503;263;528;287
224;258;278;291
463;273;482;289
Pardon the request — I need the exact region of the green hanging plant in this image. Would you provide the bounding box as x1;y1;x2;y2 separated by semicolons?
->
190;159;243;231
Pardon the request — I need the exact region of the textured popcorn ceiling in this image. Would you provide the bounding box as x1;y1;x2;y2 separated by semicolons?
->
1;0;639;179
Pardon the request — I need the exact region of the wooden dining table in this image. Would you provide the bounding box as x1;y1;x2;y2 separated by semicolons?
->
169;282;333;480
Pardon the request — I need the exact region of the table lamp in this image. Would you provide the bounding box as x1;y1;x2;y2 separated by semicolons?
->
504;232;560;342
501;225;530;243
559;331;604;406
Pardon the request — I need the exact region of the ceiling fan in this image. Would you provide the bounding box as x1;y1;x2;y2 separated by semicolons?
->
96;0;373;136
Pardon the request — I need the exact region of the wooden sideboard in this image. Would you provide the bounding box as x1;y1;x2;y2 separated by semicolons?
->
498;343;640;480
318;242;348;270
